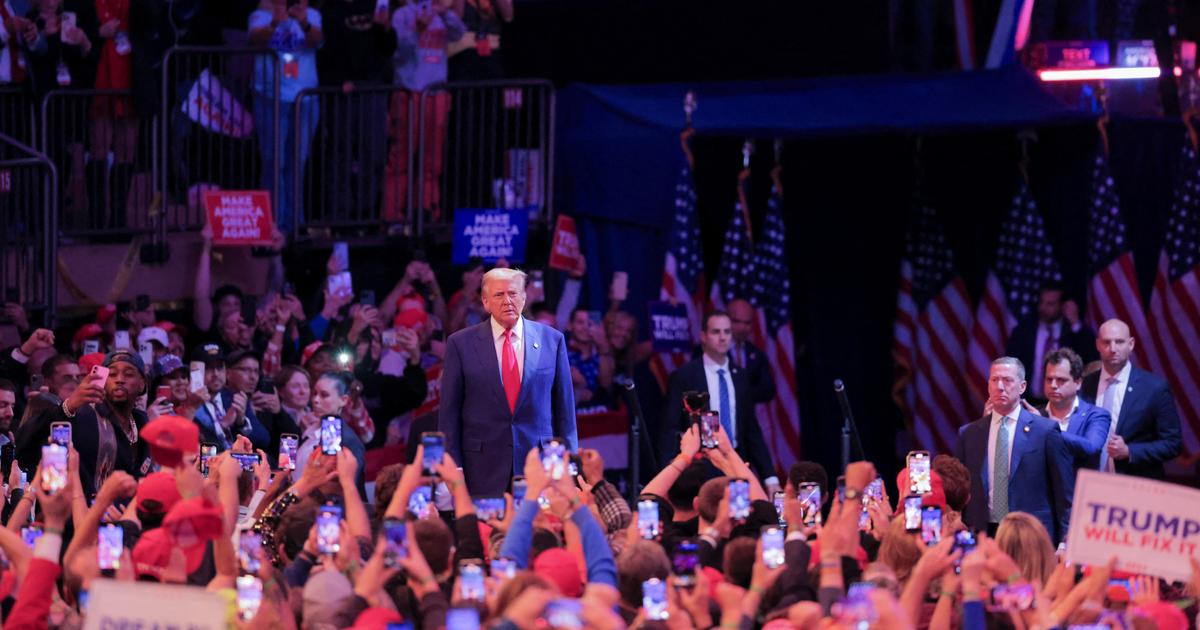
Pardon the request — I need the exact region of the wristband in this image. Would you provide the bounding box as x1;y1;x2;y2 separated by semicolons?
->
43;527;63;536
939;590;955;599
61;400;76;418
748;585;765;596
962;589;982;600
1006;573;1023;586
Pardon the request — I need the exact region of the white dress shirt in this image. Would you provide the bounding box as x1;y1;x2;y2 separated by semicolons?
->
702;354;737;445
986;409;1018;515
1047;396;1080;433
490;316;525;381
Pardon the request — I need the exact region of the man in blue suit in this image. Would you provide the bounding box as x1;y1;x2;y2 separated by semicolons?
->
1080;319;1182;480
440;268;577;495
190;344;271;453
1040;348;1110;472
954;357;1074;543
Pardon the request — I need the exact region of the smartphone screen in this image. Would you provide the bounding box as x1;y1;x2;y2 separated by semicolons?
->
82;339;100;355
41;444;67;493
21;525;42;549
541;439;567;480
544;599;582;630
472;497;506;521
90;365;110;383
458;561;486;601
114;331;131;350
332;242;350;270
189;362;206;393
239;531;263;573
279;434;298;471
231;452;261;471
421;432;444;474
921;506;942;545
359;290;376;308
200;443;217;476
847;582;876;599
773;491;786;527
642;578;669;621
798;482;822;527
907;451;931;495
50;422;71;447
729;478;751;521
990;583;1035;611
155;385;172;401
97;524;123;570
382;518;407;568
903;496;922;531
236;575;263;621
408;485;433;518
699;411;720;448
637;499;660;540
953;530;977;572
491;557;517;579
320;416;342;455
316;505;342;555
446;607;480;630
512;476;527;509
672;540;699;587
761;526;785;569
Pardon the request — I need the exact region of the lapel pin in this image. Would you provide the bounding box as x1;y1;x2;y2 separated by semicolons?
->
533;342;540;349
1023;425;1030;433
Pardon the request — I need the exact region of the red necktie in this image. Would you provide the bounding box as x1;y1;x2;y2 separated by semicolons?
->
502;329;520;412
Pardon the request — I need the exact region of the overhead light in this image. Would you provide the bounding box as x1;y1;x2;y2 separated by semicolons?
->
1037;67;1163;81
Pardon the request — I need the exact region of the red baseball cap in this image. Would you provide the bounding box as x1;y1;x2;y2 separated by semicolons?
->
301;341;325;366
141;416;199;468
349;608;405;630
162;496;224;557
133;527;205;579
73;323;104;346
393;307;429;331
96;304;117;325
135;471;182;517
895;467;947;512
78;352;107;375
533;547;582;597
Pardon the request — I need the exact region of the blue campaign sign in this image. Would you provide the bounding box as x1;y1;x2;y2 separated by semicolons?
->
648;301;693;353
452;208;530;265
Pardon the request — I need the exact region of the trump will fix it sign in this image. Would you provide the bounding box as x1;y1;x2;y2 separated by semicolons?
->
203;190;274;246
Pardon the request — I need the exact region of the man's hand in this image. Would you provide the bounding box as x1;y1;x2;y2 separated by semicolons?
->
36;481;73;529
523;447;550;500
1021;399;1043;416
396;327;420;363
227;392;248;427
65;371;106;413
251;390;281;414
580;449;605;486
20;328;54;356
678;425;701;461
294;452;336;497
336;447;359;483
98;471;137;505
910;537;961;584
844;461;875;493
1107;435;1130;461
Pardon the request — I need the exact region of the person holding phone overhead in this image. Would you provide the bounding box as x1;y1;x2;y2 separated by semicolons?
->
439;268;577;495
294;371;365;494
19;350;151;497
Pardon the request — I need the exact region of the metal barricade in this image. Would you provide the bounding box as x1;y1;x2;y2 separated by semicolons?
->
0;87;37;148
0;133;58;327
41;90;159;237
417;80;555;234
293;85;408;238
161;46;279;232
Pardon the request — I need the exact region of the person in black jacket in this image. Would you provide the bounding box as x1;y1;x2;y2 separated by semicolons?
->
1003;283;1097;401
727;299;777;405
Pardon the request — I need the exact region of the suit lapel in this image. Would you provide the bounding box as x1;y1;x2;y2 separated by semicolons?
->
1009;410;1033;479
474;321;510;411
1114;368;1141;436
514;319;539;412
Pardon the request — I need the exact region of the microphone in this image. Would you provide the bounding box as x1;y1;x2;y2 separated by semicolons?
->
832;379;863;471
614;373;635;391
833;379;851;419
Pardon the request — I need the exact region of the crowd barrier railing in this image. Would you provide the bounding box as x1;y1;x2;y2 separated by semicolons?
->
0;132;58;327
40;89;160;238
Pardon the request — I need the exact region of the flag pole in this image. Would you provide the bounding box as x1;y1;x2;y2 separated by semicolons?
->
739;140;754;242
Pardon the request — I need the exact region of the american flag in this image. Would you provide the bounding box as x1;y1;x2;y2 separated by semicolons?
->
655;130;707;378
965;181;1062;409
1085;147;1161;374
1145;137;1200;453
746;166;801;469
710;167;756;308
893;205;974;454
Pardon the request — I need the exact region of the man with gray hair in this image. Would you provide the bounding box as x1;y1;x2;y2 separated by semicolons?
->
439;267;577;494
954;356;1075;542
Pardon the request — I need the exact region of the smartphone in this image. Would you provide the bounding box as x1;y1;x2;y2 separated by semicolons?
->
408;485;433;517
672;540;700;587
761;526;785;569
773;491;786;526
921;506;942;545
320;416;342;455
236;575;263;622
279;434;298;471
382;517;407;568
240;296;258;326
859;477;883;531
953;530;977;573
798;482;822;527
729;478;751;521
155;385;171;401
97;524;123;570
636;499;660;540
907;451;931;495
231;452;261;471
541;438;567;480
239;531;263;573
642;578;669;621
258;376;275;395
611;271;628;301
835;589;878;627
113;331;131;350
139;342;154;367
0;444;12;478
374;0;389;14
421;431;444;475
512;476;527;509
90;365;110;384
382;329;399;349
543;599;582;630
189;361;206;393
41;444;67;493
359;290;376;308
20;525;42;549
473;497;506;521
446;607;480;630
332;242;350;271
49;421;71;447
458;560;486;601
990;583;1035;611
836;475;846;503
903;496;922;532
327;271;353;298
847;582;876;599
699;411;720;449
316;505;342;555
61;11;77;30
199;443;218;477
82;339;100;355
491;557;517;580
567;454;581;479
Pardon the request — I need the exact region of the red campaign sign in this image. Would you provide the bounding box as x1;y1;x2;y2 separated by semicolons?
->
203;190;274;246
412;363;443;418
548;214;584;273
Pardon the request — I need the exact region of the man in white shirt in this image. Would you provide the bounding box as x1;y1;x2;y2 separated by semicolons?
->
1040;348;1109;472
1080;319;1181;480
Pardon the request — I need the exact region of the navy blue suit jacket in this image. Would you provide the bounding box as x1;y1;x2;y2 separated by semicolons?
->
953;408;1075;543
193;389;272;453
1041;399;1111;471
439;318;577;495
1081;365;1182;480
